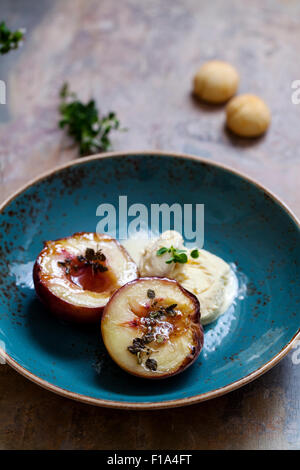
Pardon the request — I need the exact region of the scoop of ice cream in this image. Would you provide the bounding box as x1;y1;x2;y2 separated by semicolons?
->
139;230;185;278
173;249;236;324
134;231;237;325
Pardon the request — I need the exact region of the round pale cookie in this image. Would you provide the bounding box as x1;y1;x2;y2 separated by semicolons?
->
226;94;271;137
193;60;239;103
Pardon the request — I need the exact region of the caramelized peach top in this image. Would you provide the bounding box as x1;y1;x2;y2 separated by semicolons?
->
102;277;203;378
36;233;138;309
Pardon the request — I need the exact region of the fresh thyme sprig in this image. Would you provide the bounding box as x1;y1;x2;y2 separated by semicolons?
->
58;83;122;157
156;245;188;264
156;245;200;264
0;22;25;55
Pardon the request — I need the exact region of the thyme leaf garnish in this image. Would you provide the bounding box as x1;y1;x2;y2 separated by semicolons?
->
57;247;108;275
165;303;177;316
127;299;178;369
128;338;146;358
149;310;163;319
84;247;106;262
156;245;188;264
156;247;168;256
156;245;201;264
156;334;164;344
147;289;155;299
0;22;25;55
143;333;155;344
59;83;123;157
190;249;200;259
145;358;157;371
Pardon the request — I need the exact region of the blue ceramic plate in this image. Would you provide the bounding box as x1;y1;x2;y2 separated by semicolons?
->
0;151;299;409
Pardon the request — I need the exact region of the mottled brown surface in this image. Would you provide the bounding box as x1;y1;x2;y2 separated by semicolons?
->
0;0;299;450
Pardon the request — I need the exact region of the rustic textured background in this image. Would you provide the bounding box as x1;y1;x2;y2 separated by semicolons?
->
0;0;299;450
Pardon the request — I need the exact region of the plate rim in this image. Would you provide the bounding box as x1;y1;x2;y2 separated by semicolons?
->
0;149;299;410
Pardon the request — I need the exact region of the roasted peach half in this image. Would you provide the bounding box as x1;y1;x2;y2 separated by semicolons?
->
101;277;204;378
33;232;138;323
